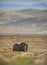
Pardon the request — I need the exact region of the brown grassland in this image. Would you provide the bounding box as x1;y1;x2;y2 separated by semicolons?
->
0;35;47;65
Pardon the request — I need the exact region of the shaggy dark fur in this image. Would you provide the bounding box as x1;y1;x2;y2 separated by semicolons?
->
13;42;28;52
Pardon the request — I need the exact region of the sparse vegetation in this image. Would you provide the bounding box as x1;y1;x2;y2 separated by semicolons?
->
0;49;47;65
0;36;47;65
0;35;47;65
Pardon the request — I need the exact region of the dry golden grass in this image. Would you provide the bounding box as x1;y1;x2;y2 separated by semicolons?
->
0;35;47;65
0;35;47;50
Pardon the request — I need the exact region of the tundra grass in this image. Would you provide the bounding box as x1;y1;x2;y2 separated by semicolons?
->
0;49;47;65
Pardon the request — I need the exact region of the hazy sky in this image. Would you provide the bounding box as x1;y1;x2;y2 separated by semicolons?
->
0;0;47;10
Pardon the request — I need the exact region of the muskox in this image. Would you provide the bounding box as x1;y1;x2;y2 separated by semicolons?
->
13;42;28;52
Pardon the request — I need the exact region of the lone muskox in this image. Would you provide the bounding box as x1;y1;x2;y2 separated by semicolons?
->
13;42;28;52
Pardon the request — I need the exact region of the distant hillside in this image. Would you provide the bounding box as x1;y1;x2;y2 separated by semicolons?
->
19;9;47;17
0;9;47;25
0;9;47;35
